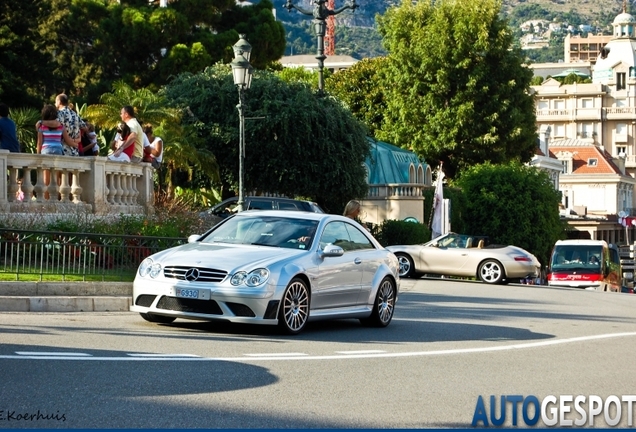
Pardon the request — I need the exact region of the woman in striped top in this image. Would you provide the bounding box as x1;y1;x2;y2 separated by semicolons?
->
36;104;79;199
36;104;78;155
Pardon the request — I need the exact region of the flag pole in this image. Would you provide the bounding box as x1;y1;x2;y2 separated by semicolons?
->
428;162;444;234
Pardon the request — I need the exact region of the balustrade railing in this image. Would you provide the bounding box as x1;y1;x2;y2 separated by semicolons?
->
367;183;426;198
0;151;154;215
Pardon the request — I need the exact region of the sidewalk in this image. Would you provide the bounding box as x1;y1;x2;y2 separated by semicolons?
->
0;282;132;312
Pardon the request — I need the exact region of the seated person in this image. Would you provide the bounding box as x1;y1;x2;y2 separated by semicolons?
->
589;255;600;265
569;251;582;263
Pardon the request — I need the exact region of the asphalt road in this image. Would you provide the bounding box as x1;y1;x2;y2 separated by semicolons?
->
0;278;635;428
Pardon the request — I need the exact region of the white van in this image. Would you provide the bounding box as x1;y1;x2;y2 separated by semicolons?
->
547;239;621;292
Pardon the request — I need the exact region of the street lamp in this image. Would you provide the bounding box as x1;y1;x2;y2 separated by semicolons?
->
284;0;358;95
231;35;254;212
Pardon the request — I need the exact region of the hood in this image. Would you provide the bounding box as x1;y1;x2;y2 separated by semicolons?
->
150;242;305;272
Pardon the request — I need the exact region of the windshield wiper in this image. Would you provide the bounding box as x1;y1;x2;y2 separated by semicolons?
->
251;242;278;247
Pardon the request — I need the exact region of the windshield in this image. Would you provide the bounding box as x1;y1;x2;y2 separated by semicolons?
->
550;245;603;272
200;215;319;250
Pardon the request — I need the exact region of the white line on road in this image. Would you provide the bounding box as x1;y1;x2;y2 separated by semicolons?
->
3;332;635;362
127;353;200;358
16;352;92;357
335;350;386;354
243;353;308;357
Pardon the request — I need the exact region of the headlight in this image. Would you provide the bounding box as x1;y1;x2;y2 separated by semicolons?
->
138;258;153;277
149;262;162;278
230;268;270;287
138;258;162;278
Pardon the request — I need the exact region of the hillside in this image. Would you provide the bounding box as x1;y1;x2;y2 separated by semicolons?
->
277;0;628;59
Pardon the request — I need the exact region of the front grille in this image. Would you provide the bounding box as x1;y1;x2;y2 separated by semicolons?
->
156;296;223;314
225;302;256;317
163;266;227;282
135;294;156;307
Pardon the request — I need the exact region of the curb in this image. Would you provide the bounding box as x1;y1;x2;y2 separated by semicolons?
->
0;282;132;312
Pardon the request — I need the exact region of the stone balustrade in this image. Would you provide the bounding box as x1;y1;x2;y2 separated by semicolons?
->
367;183;426;198
0;150;154;215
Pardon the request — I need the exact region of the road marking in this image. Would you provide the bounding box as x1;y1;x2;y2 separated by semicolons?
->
127;353;200;358
335;350;386;354
243;352;307;357
2;332;635;362
16;352;92;357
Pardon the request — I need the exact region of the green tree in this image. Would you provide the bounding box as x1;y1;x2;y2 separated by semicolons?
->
377;0;538;179
453;162;565;265
326;57;389;137
0;0;49;107
164;63;370;213
27;0;285;104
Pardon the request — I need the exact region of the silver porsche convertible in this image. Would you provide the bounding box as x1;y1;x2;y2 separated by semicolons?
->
131;211;400;334
386;233;540;284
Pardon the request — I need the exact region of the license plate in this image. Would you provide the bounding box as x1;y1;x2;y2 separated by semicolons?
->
176;289;198;299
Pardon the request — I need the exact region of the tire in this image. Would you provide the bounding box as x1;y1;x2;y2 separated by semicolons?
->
278;278;310;335
140;313;176;324
360;277;396;327
395;253;415;278
478;259;505;284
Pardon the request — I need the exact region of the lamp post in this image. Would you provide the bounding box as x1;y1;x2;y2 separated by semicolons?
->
231;35;254;212
284;0;358;95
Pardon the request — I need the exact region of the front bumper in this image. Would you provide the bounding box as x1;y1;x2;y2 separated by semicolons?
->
131;278;280;325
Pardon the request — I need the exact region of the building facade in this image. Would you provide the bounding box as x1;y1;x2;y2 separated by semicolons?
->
531;7;636;242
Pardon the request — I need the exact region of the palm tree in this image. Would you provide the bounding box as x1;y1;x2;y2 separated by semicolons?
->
85;80;180;129
9;107;40;153
86;80;220;197
154;123;219;198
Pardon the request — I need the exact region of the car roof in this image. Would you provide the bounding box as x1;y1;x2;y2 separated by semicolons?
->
555;239;608;246
234;210;346;222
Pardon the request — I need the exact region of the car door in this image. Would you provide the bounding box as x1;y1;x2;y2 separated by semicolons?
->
419;234;473;276
312;221;362;309
340;223;384;306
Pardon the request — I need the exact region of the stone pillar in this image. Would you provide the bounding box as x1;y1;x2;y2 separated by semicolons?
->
137;163;155;215
0;150;8;211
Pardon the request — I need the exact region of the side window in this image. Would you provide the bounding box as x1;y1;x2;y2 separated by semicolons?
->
213;199;238;216
344;224;375;250
278;201;300;210
248;200;274;210
319;222;351;250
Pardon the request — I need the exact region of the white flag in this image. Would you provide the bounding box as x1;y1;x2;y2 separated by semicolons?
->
431;169;445;239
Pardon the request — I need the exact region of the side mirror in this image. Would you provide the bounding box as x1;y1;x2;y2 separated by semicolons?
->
187;234;201;243
321;243;344;258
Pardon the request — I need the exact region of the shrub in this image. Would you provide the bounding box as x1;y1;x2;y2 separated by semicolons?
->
0;193;209;238
374;220;430;247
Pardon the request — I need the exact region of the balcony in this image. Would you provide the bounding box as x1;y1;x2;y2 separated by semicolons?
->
624;154;636;168
604;107;636;120
536;109;572;121
0;150;154;215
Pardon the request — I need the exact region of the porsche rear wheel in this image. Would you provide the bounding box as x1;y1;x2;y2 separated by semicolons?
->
278;278;310;335
396;253;415;278
478;259;505;284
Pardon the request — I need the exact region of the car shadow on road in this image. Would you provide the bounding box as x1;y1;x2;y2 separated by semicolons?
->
0;343;384;428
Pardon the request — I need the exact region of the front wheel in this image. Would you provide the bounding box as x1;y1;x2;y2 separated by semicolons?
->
478;260;505;284
395;253;415;278
360;277;396;327
278;278;310;335
140;313;176;324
